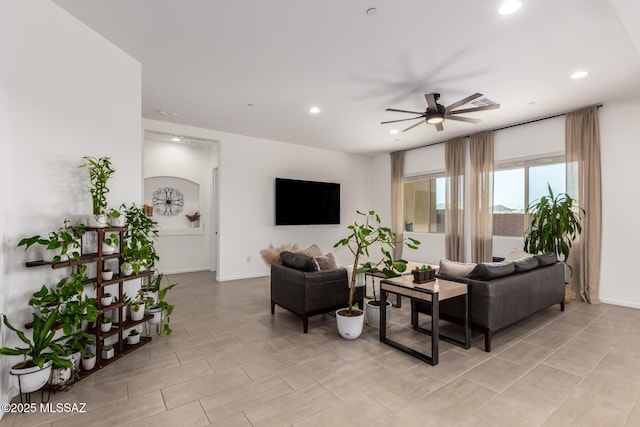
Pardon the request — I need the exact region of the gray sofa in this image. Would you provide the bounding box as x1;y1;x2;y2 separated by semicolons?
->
271;261;364;333
413;254;565;352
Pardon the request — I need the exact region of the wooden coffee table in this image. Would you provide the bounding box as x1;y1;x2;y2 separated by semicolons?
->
379;276;470;365
365;262;437;308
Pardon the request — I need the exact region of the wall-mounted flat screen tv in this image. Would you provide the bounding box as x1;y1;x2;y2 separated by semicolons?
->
275;178;340;225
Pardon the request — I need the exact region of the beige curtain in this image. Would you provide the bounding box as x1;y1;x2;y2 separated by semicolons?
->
470;131;494;263
445;137;465;261
390;151;405;260
566;106;601;304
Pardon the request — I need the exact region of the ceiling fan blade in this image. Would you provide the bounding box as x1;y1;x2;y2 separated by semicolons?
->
425;93;438;111
445;92;483;112
449;104;501;115
445;115;481;123
435;122;444;132
380;116;425;125
385;108;425;115
402;120;425;132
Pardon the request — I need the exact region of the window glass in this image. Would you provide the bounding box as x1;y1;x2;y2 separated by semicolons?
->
403;176;445;233
529;163;566;204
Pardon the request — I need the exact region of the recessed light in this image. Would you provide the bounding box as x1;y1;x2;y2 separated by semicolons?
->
171;137;181;142
309;107;321;114
498;0;522;15
570;71;589;79
390;129;399;135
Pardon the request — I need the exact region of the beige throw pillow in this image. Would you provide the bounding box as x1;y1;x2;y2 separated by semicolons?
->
504;248;533;261
297;244;323;258
438;259;477;278
314;253;338;271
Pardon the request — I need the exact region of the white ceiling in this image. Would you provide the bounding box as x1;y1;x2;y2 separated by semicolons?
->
52;0;640;155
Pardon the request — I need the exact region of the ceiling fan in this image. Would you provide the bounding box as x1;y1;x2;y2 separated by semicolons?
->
381;92;500;132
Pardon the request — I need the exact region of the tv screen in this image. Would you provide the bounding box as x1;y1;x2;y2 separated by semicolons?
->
275;178;340;225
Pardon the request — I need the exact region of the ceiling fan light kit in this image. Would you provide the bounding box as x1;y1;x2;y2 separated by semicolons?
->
382;92;500;132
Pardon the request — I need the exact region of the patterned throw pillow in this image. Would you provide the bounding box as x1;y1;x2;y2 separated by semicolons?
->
314;253;338;271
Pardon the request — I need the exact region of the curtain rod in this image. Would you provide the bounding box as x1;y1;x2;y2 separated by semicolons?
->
398;103;603;153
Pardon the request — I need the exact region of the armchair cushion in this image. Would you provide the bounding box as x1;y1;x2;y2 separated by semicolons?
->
280;251;319;272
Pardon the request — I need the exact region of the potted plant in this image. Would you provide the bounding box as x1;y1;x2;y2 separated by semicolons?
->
102;268;114;281
143;273;177;335
80;156;115;227
101;292;113;306
81;352;96;371
100;316;113;332
185;211;200;227
333;210;420;339
0;312;72;393
121;203;159;275
524;184;584;300
412;264;434;283
18;220;85;263
102;232;119;255
127;329;141;345
125;289;149;322
101;344;115;360
106;207;126;227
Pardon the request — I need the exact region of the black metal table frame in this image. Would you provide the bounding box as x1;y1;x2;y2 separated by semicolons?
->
379;279;471;366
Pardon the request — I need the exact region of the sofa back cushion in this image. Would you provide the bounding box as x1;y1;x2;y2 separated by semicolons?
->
534;253;557;266
511;256;539;273
439;259;477;278
469;261;516;280
280;251;320;272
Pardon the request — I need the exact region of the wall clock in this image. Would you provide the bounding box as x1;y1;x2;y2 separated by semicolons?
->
152;187;184;216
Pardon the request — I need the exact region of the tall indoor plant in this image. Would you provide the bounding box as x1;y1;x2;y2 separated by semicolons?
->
80;156;115;227
333;210;419;338
121;203;159;275
524;185;584;287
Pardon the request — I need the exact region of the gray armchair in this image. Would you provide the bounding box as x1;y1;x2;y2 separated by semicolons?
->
270;263;364;333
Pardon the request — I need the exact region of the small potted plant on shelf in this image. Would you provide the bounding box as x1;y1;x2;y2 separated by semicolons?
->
81;352;96;371
106;207;126;227
102;232;119;255
80;156;115;228
333;210;420;339
18;219;85;263
143;273;178;335
0;312;72;394
100;316;113;332
101;292;113;306
121;203;159;275
101;344;115;360
102;268;114;281
127;329;141;345
125;289;150;322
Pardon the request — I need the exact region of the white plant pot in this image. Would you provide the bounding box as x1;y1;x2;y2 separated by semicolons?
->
122;263;134;276
145;307;162;325
101;348;115;360
43;247;68;263
127;333;141;345
109;214;126;227
336;308;364;340
88;214;108;228
101;294;113;306
70;351;82;370
81;356;96;371
102;242;117;255
10;360;53;393
101;322;112;333
365;300;392;328
49;366;71;386
102;270;114;280
130;304;145;321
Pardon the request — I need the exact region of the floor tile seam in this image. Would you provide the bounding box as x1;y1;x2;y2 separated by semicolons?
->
622;393;640;426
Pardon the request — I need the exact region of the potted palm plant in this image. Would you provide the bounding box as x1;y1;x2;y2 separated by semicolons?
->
524;184;584;301
333;210;419;339
0;312;72;393
80;156;115;227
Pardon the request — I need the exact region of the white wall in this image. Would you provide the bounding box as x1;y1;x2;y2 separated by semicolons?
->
1;0;141;409
218;135;371;280
599;98;640;308
143;133;218;274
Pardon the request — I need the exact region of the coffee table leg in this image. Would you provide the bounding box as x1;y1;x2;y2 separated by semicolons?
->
431;293;439;365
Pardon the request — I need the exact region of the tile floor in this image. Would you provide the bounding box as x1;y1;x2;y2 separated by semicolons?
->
2;270;640;426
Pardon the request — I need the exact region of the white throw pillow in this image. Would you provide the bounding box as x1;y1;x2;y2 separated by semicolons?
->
504;248;533;261
438;259;477;277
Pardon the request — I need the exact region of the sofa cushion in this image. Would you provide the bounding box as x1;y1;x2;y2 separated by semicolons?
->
314;253;338;271
469;261;516;280
534;253;557;266
297;244;324;258
504;248;533;261
280;251;320;272
438;259;477;278
511;256;539;273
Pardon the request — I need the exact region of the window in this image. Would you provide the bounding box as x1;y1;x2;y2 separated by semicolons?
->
404;174;445;233
493;157;566;237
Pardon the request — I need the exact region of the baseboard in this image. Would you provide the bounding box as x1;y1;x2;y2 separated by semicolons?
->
217;272;269;282
160;267;210;275
598;298;640;310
